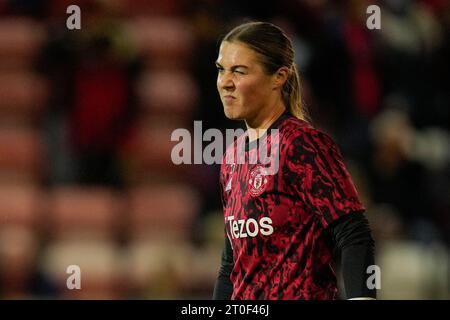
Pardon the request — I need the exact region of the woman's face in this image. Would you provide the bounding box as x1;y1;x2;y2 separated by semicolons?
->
216;41;277;125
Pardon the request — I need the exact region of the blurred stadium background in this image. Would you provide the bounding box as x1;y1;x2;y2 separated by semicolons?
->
0;0;448;299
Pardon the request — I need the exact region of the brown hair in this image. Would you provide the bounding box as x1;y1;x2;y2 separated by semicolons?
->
222;21;306;120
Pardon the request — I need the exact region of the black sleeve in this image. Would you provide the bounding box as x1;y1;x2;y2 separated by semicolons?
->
330;213;377;299
212;236;234;300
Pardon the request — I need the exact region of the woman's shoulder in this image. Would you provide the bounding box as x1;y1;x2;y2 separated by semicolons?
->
280;117;337;148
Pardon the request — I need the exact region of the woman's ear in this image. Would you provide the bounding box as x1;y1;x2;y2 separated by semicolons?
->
272;66;290;89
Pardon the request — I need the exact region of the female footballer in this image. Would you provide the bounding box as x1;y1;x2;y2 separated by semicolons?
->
213;21;377;300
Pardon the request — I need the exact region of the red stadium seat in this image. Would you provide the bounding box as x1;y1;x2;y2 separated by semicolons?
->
0;184;42;298
120;122;192;183
0;184;43;230
126;17;194;69
0;18;46;71
122;0;184;16
136;70;199;125
0;226;39;299
126;183;201;241
46;187;123;241
0;126;45;184
0;72;49;124
0;184;43;229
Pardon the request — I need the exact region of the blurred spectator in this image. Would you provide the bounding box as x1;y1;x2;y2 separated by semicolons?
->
367;106;446;243
38;0;141;187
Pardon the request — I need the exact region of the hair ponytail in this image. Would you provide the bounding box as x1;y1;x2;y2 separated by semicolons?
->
283;64;305;120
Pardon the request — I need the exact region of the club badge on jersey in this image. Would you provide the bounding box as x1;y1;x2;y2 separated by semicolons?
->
248;165;269;197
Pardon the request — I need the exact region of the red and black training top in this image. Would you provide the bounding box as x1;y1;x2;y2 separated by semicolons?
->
215;111;375;300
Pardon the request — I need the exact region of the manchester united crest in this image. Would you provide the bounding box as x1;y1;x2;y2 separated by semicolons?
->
248;165;268;197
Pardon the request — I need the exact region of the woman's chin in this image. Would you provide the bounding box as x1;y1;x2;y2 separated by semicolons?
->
224;106;242;120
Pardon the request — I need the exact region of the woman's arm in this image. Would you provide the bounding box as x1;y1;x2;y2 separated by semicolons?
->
212;237;234;299
331;213;377;299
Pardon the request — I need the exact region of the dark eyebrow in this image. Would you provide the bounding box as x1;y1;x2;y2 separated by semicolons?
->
215;61;248;70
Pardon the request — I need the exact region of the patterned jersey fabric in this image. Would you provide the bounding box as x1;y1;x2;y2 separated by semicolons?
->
220;111;365;299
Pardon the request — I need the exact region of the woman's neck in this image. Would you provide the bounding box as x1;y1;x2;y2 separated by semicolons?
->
245;104;286;142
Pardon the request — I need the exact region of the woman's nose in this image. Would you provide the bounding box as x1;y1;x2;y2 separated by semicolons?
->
219;72;235;91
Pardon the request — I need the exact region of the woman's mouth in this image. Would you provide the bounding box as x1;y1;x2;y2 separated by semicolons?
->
223;95;236;104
